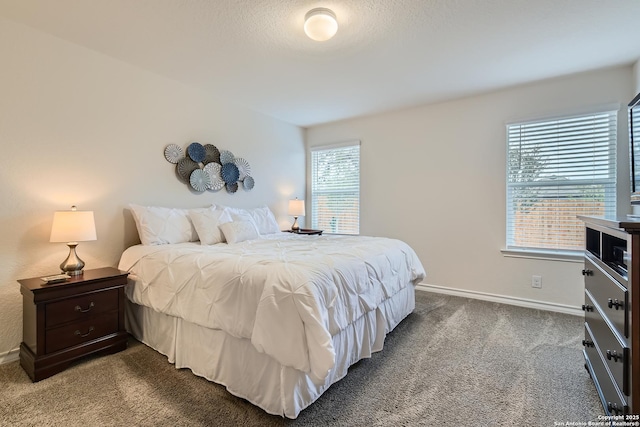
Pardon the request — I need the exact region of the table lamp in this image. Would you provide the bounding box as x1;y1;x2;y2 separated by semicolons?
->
288;198;305;232
49;205;97;276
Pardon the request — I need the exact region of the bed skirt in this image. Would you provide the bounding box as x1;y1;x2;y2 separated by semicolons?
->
125;285;415;419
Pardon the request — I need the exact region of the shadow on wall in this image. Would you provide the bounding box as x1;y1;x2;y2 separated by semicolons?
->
122;208;141;249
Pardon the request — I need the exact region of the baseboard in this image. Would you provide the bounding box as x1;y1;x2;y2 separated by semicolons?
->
0;348;20;365
416;283;583;316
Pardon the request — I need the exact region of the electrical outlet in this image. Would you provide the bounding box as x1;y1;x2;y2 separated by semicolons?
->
532;275;542;288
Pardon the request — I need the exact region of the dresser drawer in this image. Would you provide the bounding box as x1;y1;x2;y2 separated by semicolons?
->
45;289;119;328
45;313;119;354
584;257;628;337
585;291;629;395
584;323;628;415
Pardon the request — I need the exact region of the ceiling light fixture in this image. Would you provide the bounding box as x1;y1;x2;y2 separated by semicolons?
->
304;8;338;41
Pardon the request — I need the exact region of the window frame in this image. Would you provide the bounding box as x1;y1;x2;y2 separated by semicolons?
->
309;140;361;235
504;108;618;259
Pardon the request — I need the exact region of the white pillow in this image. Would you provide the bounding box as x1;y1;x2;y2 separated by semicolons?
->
247;206;280;235
189;208;232;245
219;220;259;244
129;204;199;245
212;204;247;217
214;204;280;235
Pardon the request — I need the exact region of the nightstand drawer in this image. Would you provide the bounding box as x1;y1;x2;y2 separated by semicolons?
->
45;313;119;354
45;289;119;328
584;257;628;337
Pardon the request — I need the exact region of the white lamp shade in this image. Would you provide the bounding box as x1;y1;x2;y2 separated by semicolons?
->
304;8;338;41
288;199;306;217
50;210;97;243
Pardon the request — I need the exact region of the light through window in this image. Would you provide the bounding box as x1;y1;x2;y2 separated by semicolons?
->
311;142;360;235
506;110;617;251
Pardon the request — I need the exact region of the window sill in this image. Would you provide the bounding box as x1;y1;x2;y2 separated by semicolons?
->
501;248;584;263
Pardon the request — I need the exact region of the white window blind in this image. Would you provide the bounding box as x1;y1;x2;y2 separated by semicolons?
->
311;142;360;235
631;101;640;198
506;110;617;251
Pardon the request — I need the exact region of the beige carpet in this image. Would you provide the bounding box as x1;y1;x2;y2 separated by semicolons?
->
0;292;603;426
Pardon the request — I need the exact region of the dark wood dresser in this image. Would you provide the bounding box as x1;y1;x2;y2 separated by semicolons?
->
19;267;128;381
580;216;640;415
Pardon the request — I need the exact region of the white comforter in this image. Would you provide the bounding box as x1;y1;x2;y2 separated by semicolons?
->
118;233;425;384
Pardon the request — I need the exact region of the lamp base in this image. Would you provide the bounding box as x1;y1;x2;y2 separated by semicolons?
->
60;242;85;276
291;217;300;232
65;270;84;277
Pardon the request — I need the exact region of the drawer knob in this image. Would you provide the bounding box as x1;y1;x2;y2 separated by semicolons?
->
582;339;594;348
607;298;624;310
582;269;594;276
606;350;622;363
74;326;95;338
581;304;594;312
607;402;622;415
74;302;95;313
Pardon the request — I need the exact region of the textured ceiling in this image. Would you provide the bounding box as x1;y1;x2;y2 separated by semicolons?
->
1;0;639;126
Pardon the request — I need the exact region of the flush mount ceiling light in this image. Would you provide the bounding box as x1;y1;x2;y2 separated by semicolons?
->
304;8;338;41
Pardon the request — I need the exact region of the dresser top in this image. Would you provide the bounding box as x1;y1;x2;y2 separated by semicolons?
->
578;215;640;232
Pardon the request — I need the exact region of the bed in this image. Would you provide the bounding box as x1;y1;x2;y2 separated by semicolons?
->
118;204;426;418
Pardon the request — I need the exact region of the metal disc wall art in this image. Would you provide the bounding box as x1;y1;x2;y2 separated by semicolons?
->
234;158;251;180
164;144;184;164
190;169;211;192
164;142;255;194
203;144;220;164
221;162;240;184
187;142;206;163
243;176;255;190
204;162;224;190
226;182;238;193
219;150;235;165
177;157;199;182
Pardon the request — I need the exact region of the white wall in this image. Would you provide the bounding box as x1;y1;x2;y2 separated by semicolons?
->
634;60;640;93
306;66;634;311
0;18;305;358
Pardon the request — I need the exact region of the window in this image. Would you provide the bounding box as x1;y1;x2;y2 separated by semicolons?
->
506;110;617;252
310;142;360;235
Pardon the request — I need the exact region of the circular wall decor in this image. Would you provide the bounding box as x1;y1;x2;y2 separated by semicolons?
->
226;182;239;193
203;162;221;177
204;162;224;190
203;144;221;164
234;158;251;180
220;150;235;165
190;169;211;192
164;144;184;164
164;143;251;194
187;142;206;163
221;162;240;184
243;176;255;190
176;158;199;182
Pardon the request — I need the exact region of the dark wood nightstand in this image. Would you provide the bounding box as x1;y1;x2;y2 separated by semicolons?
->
19;267;129;381
285;229;323;235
